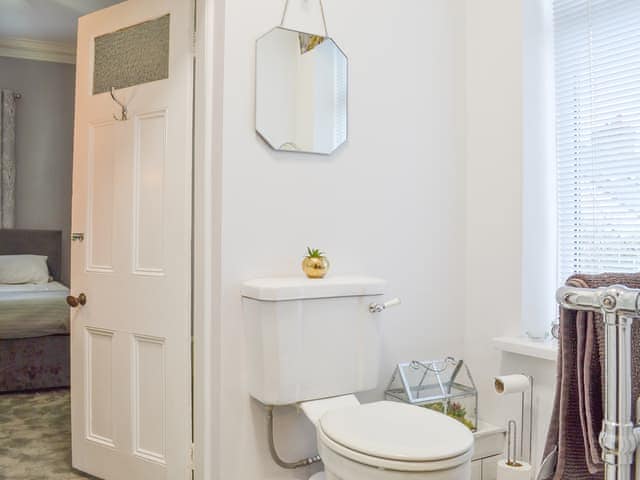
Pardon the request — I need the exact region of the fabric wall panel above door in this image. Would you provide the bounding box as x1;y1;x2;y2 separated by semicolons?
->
93;14;170;95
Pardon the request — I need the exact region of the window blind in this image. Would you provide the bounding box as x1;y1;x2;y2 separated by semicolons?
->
554;0;640;283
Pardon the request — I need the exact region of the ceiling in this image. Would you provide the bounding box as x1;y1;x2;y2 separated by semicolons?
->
0;0;123;45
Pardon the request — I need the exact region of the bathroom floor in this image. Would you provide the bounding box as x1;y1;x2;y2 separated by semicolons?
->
0;389;94;480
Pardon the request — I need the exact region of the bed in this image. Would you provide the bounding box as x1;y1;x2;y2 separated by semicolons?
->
0;229;70;392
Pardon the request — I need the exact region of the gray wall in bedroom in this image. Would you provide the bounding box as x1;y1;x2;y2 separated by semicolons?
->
0;56;75;285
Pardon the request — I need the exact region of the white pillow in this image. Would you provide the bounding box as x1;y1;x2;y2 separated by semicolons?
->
0;255;51;284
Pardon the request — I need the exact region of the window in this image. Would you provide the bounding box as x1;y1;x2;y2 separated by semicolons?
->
554;0;640;283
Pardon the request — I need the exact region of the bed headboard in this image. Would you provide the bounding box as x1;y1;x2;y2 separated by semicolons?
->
0;229;63;281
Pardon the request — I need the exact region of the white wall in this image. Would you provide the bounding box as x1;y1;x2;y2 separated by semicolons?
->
214;0;467;478
463;0;557;469
521;0;556;340
203;1;563;478
463;0;525;457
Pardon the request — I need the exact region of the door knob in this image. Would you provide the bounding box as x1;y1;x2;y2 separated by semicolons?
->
66;293;87;308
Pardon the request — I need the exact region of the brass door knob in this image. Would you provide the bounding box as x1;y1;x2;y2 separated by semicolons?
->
66;293;87;308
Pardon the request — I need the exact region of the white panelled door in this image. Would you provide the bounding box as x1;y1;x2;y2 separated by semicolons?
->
69;1;193;479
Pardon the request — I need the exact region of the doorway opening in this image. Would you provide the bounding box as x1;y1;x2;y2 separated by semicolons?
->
0;2;122;478
0;1;200;479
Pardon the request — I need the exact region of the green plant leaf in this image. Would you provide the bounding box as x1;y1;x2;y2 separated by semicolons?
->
305;247;326;258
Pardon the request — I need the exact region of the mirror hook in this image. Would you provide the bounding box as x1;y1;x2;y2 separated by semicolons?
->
110;87;128;121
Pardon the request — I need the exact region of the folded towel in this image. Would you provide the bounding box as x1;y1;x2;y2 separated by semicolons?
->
540;273;640;480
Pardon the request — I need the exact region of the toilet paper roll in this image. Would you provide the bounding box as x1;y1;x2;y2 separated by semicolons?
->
494;374;530;395
497;460;533;480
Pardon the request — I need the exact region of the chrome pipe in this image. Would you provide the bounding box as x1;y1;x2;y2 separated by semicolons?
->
556;285;640;480
557;285;640;314
636;398;640;479
265;405;321;469
600;313;636;480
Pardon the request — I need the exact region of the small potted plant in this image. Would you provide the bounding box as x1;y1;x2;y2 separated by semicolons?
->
302;247;330;279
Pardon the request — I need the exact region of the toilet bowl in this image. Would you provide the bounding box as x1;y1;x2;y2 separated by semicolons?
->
304;399;474;480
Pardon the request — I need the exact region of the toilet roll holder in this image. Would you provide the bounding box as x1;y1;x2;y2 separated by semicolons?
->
558;285;640;480
494;375;534;464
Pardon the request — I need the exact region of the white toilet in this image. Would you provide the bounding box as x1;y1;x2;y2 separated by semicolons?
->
242;275;474;480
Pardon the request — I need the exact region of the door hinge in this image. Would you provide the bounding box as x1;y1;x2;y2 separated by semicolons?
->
189;443;195;471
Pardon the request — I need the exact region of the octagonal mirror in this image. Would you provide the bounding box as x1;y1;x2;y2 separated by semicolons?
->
256;27;348;155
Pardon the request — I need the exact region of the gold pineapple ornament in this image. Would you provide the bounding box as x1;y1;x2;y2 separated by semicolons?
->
302;247;329;279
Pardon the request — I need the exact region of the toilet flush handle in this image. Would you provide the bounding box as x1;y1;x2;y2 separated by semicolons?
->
369;297;401;313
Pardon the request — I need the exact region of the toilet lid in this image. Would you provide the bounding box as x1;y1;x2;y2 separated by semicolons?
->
319;401;474;463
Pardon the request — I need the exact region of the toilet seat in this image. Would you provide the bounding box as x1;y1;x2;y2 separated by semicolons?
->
318;401;474;472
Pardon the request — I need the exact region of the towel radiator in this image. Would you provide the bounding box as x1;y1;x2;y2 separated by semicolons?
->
558;285;640;480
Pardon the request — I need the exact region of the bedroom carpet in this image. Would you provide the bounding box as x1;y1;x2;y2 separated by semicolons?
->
0;389;93;480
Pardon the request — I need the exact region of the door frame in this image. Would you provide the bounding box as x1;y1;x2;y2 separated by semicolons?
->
193;1;224;479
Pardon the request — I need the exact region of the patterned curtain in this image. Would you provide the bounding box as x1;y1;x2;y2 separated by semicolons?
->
0;89;16;229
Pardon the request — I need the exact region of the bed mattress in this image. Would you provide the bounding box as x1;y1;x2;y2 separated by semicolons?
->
0;282;70;339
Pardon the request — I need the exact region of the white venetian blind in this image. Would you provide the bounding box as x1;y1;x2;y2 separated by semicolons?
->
554;0;640;283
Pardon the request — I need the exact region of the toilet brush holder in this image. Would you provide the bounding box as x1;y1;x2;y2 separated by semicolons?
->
497;459;533;480
497;420;533;480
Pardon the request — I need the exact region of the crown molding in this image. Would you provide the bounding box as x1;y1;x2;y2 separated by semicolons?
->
0;37;76;64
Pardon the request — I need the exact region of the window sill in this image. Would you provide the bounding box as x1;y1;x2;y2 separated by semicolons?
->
492;336;558;362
